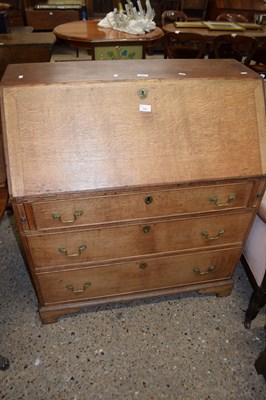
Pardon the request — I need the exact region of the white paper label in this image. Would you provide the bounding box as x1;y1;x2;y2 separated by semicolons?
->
139;104;152;112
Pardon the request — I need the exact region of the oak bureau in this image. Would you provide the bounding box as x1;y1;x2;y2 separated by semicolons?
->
1;59;266;323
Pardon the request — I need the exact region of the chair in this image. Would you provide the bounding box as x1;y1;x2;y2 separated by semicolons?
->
242;193;266;329
86;0;117;18
216;13;249;23
254;348;266;380
241;192;266;380
255;14;266;25
0;354;10;371
163;31;207;59
210;34;258;66
161;10;188;26
161;0;181;13
249;43;266;75
180;0;208;21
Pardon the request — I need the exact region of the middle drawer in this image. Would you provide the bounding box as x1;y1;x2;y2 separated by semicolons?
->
27;212;253;269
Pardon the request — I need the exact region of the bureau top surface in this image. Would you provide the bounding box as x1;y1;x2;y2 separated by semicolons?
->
0;59;262;85
1;59;266;197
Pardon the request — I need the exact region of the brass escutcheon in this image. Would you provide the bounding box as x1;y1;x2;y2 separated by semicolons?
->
145;195;153;205
143;225;151;233
138;88;148;99
139;262;148;269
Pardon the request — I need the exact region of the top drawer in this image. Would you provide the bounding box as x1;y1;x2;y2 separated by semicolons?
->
29;182;253;230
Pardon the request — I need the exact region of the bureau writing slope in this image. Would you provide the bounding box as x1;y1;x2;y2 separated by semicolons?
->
1;59;266;323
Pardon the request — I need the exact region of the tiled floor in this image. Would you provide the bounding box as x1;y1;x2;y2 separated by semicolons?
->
51;43;92;62
1;46;265;399
0;208;265;399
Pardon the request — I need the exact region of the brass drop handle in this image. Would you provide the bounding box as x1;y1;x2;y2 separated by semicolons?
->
193;264;215;275
52;210;83;224
58;244;87;257
210;194;236;207
201;229;225;240
66;282;91;293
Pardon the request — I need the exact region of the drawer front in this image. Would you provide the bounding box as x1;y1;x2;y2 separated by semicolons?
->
27;212;252;269
37;247;241;304
30;182;253;230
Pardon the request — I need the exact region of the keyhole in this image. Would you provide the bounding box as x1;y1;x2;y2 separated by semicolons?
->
138;89;148;99
145;196;153;204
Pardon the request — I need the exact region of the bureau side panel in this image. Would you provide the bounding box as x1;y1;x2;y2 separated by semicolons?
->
255;80;266;174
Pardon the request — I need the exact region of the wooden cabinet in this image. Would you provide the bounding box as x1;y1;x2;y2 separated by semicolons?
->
7;10;25;27
1;59;266;323
24;8;81;30
2;0;25;27
207;0;265;21
0;31;55;79
23;0;83;30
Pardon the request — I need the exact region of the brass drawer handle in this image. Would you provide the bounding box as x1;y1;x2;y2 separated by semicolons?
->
58;244;87;257
52;210;83;224
193;264;215;275
201;229;225;240
66;282;91;293
145;196;153;205
143;225;151;233
139;262;148;269
210;194;236;207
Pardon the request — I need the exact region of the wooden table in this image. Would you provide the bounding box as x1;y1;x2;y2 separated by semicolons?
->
0;27;56;210
0;30;55;78
163;22;266;45
54;20;164;59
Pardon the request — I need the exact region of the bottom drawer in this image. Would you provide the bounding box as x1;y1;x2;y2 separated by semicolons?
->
38;247;241;305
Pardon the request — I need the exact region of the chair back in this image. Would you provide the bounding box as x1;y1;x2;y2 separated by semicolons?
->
216;13;249;23
180;0;208;20
212;34;258;65
248;43;266;75
161;0;181;13
251;43;266;65
163;31;207;59
87;0;117;18
161;10;188;26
